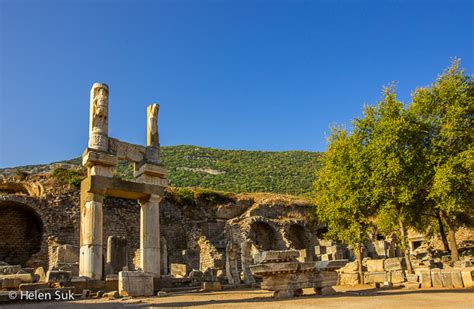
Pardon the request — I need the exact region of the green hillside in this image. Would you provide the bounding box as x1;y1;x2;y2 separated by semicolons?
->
3;145;322;195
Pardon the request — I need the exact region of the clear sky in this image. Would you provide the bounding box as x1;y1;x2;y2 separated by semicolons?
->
0;0;472;167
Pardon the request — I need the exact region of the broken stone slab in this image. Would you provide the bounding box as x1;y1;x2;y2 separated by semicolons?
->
430;268;443;288
170;263;188;278
202;281;222;291
384;258;403;271
34;267;46;282
255;250;300;264
339;261;358;273
46;270;72;283
460;267;474;288
118;271;153;297
366;260;385;272
19;282;49;291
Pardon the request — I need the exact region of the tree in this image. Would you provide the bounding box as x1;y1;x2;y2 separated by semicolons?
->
358;87;431;274
314;126;375;283
410;61;474;261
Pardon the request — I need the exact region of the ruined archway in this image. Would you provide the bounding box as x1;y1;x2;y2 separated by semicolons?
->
287;224;310;250
0;201;43;266
249;221;278;251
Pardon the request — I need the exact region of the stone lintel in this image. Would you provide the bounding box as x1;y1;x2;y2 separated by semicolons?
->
81;175;164;201
82;148;118;168
134;162;167;178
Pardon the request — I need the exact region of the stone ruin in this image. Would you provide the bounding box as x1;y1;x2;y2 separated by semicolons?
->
0;82;473;302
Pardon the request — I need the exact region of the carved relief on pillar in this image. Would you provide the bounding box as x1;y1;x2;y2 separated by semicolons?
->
147;104;160;147
89;83;109;151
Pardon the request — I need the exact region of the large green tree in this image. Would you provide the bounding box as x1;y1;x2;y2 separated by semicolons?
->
315;126;375;282
410;60;474;261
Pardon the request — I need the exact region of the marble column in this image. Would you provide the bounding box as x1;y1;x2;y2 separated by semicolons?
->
139;194;161;277
79;193;104;279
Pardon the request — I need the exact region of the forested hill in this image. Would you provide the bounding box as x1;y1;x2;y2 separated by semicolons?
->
1;145;322;195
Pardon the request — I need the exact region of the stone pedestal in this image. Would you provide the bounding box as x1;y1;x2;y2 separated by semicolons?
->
140;195;162;278
118;271;153;297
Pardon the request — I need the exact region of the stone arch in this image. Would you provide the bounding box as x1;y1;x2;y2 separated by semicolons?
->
287;224;310;250
0;200;43;266
248;221;279;251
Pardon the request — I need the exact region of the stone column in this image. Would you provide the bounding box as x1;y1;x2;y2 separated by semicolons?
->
79;193;104;280
89;83;109;151
139;194;161;277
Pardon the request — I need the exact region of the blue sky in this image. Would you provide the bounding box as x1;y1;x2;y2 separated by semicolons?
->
0;0;472;167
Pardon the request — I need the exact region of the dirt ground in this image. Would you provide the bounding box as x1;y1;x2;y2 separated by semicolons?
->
5;286;474;308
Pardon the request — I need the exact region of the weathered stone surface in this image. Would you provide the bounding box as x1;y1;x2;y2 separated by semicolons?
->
365;272;387;284
0;265;21;275
416;270;432;288
118;271;153;297
34;267;46;282
46;270;72;283
406;273;418;283
451;270;464;288
461;267;474;288
88;83;109;151
202;281;222;291
441;269;454;288
321;286;336;295
384;258;403;271
404;282;420;289
366;259;385;272
2;277;22;289
389;270;405;284
0;273;33;283
430;268;443;288
339;273;359;286
170;263;188;278
339;261;358;273
56;244;79;264
255;250;299;263
106;236;128;275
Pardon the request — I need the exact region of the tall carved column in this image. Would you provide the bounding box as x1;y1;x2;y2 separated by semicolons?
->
79;192;104;279
89;83;109;152
139;194;162;277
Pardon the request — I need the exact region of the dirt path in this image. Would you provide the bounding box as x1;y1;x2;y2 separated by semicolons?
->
6;286;474;308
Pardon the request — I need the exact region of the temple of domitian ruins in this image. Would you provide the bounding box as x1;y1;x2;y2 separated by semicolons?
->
0;83;472;299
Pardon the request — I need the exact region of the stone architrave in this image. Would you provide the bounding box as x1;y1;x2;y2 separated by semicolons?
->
106;236;128;275
88;83;109;151
225;242;240;285
139;194;162;278
241;240;255;284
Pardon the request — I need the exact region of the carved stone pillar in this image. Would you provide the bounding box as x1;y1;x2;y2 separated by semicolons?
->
89;83;109;152
139;194;162;277
79;192;104;279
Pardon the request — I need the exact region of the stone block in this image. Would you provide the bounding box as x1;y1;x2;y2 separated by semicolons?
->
202;281;222;291
118;271;153;297
321;286;336;295
389;270;405;284
339;273;359;286
430;268;443;288
441;269;454;288
2;277;22;289
0;273;34;283
461;267;474;288
366;260;385;272
170;263;188;278
321;254;333;261
256;250;300;263
404;282;420;289
315;245;326;255
365;272;387;284
56;245;79;264
416;270;432;288
19;283;49;291
451;270;464;288
384;258;403;271
406;274;418;283
46;270;72;283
